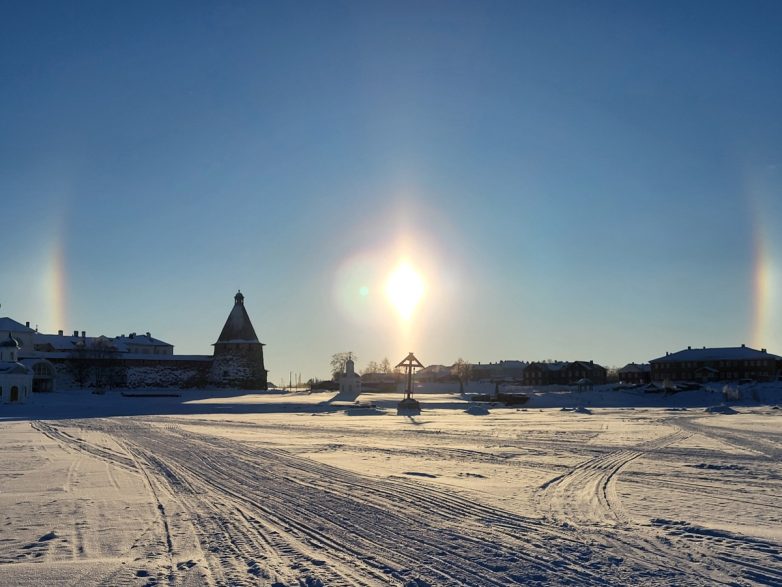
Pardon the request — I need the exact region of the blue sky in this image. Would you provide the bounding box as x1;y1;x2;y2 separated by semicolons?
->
2;1;781;381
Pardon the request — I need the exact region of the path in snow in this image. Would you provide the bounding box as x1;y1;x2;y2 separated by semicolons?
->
2;405;781;586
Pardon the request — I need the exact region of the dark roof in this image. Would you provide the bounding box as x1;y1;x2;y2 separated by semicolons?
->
650;346;781;363
216;291;261;344
619;363;651;373
526;362;566;371
568;361;605;371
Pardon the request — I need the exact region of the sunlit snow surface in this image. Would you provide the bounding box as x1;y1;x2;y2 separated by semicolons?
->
1;384;781;586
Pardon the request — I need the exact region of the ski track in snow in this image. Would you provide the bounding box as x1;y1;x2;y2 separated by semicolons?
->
535;417;782;586
25;414;782;586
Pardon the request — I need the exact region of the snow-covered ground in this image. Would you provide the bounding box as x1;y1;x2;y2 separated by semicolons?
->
1;383;781;586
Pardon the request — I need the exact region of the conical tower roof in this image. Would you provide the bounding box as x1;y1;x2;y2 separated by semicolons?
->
215;291;261;344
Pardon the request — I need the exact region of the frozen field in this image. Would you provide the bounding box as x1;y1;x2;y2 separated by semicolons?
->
1;385;781;586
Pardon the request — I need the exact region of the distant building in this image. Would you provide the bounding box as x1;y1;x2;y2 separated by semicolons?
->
339;355;362;396
522;362;567;386
649;345;782;382
33;331;172;355
416;364;455;383
471;360;528;381
0;318;57;392
0;334;32;403
112;333;173;355
1;290;270;391
562;361;607;385
618;363;651;384
209;291;268;390
522;360;606;386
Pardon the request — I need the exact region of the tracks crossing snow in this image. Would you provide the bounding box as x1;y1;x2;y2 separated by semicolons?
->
28;415;782;586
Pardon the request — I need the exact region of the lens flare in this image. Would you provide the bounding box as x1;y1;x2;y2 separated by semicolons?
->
385;262;425;321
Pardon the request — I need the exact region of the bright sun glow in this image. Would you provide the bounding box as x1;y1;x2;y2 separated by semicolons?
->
385;262;425;320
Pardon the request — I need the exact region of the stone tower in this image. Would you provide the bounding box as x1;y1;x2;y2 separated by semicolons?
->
209;291;268;389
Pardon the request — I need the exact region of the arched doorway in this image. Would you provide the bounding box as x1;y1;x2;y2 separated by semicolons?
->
10;386;19;402
31;361;56;392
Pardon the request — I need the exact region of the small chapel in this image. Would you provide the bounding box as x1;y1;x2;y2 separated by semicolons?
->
0;334;32;403
339;355;362;397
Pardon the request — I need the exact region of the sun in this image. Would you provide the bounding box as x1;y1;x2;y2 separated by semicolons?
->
385;261;425;320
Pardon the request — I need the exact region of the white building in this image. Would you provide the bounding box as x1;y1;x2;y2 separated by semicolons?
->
0;334;33;403
339;356;362;397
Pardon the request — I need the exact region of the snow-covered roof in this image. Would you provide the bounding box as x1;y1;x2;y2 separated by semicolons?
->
650;346;782;363
18;351;211;362
33;333;83;351
121;353;210;362
18;358;55;368
113;334;172;347
33;332;173;353
568;361;605;371
0;362;30;374
527;362;566;371
0;317;34;333
0;334;20;348
619;363;651;373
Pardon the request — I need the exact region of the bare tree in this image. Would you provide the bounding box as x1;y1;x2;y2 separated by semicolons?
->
380;357;391;373
362;360;380;376
330;352;356;380
453;358;472;394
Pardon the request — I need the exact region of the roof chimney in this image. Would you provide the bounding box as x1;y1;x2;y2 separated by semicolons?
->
81;331;85;338
146;332;151;338
687;346;691;350
58;329;63;336
741;343;746;348
73;330;78;337
25;321;30;327
762;348;767;353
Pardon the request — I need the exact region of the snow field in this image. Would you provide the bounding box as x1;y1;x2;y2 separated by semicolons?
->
1;387;781;585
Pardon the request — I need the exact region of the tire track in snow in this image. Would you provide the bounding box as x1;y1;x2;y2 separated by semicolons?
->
535;430;690;527
168;425;618;585
56;418;628;586
675;417;782;461
536;419;782;587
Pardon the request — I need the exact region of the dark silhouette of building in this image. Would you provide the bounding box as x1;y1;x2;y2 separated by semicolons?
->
209;291;268;389
617;363;651;384
649;345;781;382
522;360;606;386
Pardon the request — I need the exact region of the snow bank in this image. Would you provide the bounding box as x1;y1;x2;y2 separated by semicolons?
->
465;404;490;416
704;404;739;414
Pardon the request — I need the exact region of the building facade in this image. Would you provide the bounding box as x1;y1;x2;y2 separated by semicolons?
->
649;345;782;382
522;360;607;386
2;290;269;391
618;363;652;384
209;291;268;390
